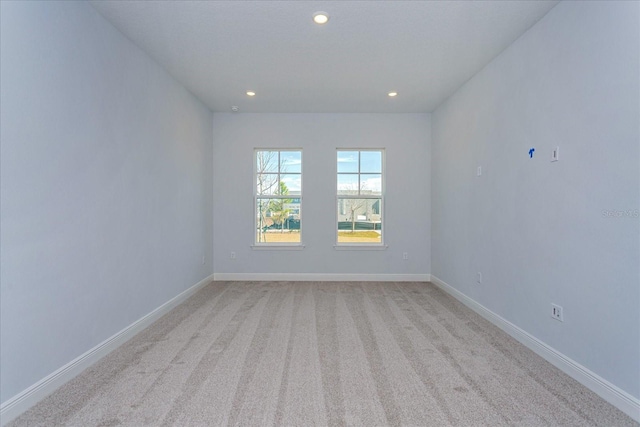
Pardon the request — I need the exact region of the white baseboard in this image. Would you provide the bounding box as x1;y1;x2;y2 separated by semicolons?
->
213;273;431;282
429;275;640;423
0;274;215;426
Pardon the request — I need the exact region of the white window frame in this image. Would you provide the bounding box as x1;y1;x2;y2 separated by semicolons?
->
253;149;304;249
335;148;386;249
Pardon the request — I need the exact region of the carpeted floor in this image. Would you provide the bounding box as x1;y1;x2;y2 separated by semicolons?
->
9;281;638;426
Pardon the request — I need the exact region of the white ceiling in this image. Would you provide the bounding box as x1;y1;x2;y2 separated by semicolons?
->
90;1;559;113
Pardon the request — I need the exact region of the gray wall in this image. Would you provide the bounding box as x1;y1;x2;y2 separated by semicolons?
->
0;1;213;402
431;0;639;399
213;113;431;277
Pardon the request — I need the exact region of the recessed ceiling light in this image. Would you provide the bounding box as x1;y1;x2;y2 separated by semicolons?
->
246;91;256;97
388;91;398;97
313;12;329;25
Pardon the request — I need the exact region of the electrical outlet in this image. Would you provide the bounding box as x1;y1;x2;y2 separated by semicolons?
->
201;256;205;265
551;146;559;162
551;303;563;321
477;166;482;176
230;252;236;259
403;252;408;260
477;272;482;284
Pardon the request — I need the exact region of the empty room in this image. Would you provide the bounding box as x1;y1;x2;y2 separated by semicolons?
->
1;0;638;425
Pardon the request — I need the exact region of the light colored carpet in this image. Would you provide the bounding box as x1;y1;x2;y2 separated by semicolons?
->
9;281;637;426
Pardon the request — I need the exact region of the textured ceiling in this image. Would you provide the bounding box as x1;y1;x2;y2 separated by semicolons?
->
90;1;559;113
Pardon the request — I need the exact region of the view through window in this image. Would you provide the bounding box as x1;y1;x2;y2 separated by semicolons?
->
255;150;302;244
337;149;383;244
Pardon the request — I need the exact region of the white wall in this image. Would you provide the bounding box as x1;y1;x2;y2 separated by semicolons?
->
432;0;639;401
213;113;430;279
0;1;213;403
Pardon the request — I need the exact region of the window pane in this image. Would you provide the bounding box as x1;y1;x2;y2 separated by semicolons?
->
256;150;279;172
256;173;279;195
337;174;359;195
280;173;301;194
337;151;359;172
360;151;382;173
281;151;302;173
360;174;382;195
256;197;301;243
337;198;382;243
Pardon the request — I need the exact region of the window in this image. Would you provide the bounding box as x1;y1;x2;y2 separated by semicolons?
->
337;149;383;245
255;150;302;245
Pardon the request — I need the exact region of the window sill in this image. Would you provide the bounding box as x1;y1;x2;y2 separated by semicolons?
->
333;245;388;251
251;244;305;251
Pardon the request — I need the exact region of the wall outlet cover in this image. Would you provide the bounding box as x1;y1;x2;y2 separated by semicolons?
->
551;303;564;321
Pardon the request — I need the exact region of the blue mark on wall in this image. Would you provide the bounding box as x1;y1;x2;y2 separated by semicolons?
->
529;148;535;158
